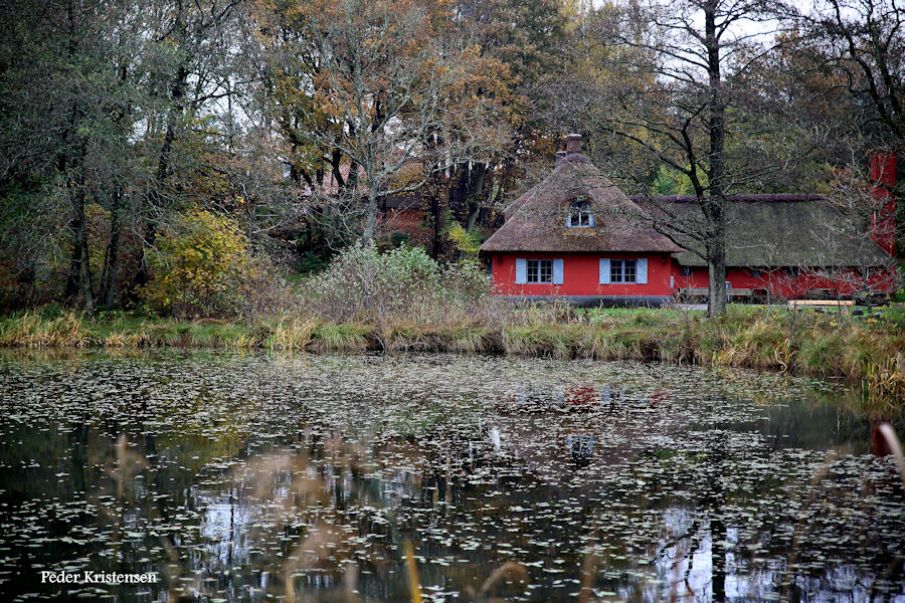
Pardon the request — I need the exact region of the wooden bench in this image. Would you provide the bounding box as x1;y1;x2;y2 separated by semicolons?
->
789;299;854;308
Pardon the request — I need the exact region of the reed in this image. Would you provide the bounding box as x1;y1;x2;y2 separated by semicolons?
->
866;353;905;403
502;324;581;359
0;311;90;347
878;424;905;491
312;323;371;353
264;317;317;351
403;540;423;603
1;304;904;408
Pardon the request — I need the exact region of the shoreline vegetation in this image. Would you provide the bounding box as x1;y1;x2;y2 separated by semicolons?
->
2;303;904;400
3;245;904;403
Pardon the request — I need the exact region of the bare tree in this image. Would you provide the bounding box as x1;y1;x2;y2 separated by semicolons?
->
590;0;786;316
797;0;905;259
812;162;903;300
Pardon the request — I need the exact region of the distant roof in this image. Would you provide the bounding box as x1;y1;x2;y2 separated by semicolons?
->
632;195;890;268
634;194;826;203
480;153;682;254
383;192;422;210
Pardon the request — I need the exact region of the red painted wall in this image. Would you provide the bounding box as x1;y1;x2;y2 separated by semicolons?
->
491;252;674;297
673;265;897;298
870;152;897;255
490;253;895;299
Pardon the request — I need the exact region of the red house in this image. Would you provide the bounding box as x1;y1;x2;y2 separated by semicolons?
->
480;135;896;304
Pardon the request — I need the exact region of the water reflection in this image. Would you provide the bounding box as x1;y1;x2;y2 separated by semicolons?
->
0;351;902;602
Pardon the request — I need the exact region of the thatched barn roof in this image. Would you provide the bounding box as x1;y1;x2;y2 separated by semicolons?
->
632;195;890;268
482;134;889;268
480;152;682;254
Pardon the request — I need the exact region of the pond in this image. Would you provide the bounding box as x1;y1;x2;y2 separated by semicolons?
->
0;351;903;602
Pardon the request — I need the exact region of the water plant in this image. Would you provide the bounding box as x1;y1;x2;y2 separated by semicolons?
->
1;298;904;409
1;352;902;601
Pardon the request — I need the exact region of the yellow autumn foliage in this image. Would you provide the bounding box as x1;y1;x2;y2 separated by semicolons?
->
141;210;258;318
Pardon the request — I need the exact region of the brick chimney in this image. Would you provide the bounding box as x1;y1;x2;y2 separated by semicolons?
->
565;133;583;155
870;151;897;256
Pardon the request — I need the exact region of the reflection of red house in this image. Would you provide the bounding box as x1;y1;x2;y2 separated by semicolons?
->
480;135;896;304
565;386;598;407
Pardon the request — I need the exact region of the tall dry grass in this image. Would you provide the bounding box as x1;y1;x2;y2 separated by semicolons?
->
0;310;90;347
1;248;904;408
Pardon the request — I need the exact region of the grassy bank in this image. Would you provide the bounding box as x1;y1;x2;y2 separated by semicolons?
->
1;305;903;394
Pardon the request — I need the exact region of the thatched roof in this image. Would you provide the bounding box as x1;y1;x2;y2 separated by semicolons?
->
480;153;682;254
481;141;889;268
632;195;890;268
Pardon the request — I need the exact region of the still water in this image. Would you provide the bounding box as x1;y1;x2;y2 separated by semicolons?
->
0;351;903;602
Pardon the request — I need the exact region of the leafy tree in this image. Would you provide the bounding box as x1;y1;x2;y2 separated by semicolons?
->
437;0;570;253
141;210;257;318
257;0;511;247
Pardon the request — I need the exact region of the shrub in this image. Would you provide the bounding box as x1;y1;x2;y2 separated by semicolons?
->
299;243;493;325
141;210;267;318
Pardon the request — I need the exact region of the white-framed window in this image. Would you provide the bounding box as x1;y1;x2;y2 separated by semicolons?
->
567;199;594;228
612;259;637;283
600;258;648;284
528;259;553;283
515;258;564;284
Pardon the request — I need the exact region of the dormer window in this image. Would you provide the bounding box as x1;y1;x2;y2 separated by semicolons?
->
568;199;594;228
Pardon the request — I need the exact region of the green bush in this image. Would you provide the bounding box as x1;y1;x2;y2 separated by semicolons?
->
141;210;266;318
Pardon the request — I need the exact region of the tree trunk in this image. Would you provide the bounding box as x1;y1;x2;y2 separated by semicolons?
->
708;443;727;603
432;181;443;258
363;187;378;243
896;155;904;261
897;187;905;261
63;151;94;314
707;250;728;319
59;0;92;313
135;64;188;289
464;164;488;230
98;185;122;308
704;2;728;316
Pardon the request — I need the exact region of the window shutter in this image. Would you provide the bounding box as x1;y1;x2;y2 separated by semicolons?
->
552;259;564;284
588;213;595;228
599;259;611;284
515;258;527;284
565;214;572;228
637;258;648;284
